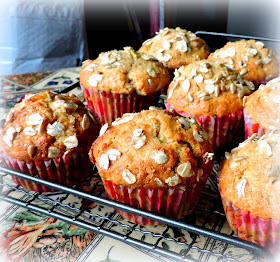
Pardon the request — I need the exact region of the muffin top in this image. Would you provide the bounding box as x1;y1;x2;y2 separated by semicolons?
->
138;27;210;70
89;109;214;189
208;39;279;82
219;133;280;220
167;60;255;117
0;91;101;161
80;46;170;95
244;78;280;131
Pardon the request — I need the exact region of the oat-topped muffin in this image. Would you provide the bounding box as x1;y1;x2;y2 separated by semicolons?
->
208;39;279;86
89;109;213;225
219;133;280;251
138;27;210;70
167;60;254;116
166;60;254;152
0;91;101;192
243;78;280;138
80;46;170;125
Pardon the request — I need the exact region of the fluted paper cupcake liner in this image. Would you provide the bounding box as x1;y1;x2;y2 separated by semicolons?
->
165;100;244;153
253;80;268;90
0;150;93;192
243;108;267;139
81;84;159;125
103;178;207;226
220;193;280;253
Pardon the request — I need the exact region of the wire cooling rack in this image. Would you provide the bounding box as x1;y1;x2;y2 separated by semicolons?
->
1;31;279;262
195;31;280;53
0;164;274;262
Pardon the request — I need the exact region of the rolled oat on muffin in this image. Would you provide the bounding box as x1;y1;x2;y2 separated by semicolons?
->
138;27;210;70
208;39;279;87
243;77;280;138
89;109;213;225
166;60;255;153
218;133;280;252
80;46;170;125
0;91;101;192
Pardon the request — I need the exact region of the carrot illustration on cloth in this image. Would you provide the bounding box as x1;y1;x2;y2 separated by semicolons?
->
0;217;56;261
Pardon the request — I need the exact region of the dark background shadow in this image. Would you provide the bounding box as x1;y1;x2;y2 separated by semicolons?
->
84;0;229;59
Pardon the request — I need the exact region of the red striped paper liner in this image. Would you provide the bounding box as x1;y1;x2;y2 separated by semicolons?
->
243;108;267;139
0;150;93;192
220;193;280;253
253;79;268;90
165;100;244;153
103;176;208;226
81;84;159;125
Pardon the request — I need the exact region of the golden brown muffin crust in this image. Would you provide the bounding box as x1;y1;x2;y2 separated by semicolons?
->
244;78;280;130
89;109;213;189
0;91;101;161
167;60;254;117
80;47;170;95
138;27;210;70
208;39;279;82
219;133;280;220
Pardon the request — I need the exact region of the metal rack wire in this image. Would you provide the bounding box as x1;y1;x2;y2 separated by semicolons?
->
0;165;274;262
1;31;279;261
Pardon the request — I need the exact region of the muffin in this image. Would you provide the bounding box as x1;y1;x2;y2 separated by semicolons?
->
0;91;101;192
89;109;214;225
208;39;279;87
243;78;280;139
166;60;255;153
218;133;280;253
138;27;210;70
80;46;170;125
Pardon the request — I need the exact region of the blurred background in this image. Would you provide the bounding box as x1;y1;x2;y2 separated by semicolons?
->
0;0;279;75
